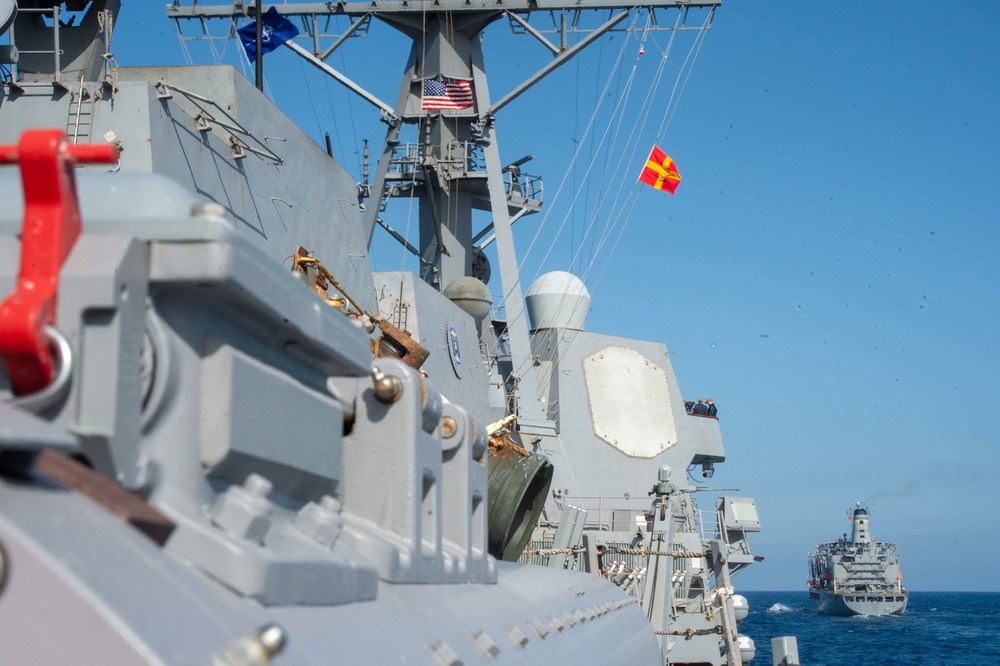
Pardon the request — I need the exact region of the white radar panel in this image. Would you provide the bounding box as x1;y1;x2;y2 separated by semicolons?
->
582;346;677;458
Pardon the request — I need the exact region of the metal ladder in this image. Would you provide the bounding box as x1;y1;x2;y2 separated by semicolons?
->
66;77;95;146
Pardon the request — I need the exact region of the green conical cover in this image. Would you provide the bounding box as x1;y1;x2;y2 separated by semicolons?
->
486;446;553;561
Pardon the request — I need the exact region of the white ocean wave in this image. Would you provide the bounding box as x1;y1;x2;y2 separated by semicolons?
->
768;603;797;613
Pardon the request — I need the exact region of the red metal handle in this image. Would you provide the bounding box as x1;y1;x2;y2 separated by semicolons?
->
0;130;120;395
0;139;119;165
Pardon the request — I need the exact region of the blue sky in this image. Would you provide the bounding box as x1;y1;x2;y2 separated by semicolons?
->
104;1;1000;591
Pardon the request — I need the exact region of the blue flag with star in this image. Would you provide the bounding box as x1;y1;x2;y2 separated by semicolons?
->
237;7;299;62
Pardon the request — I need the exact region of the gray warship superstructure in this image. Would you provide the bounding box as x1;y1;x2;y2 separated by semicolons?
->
0;1;778;664
808;504;908;616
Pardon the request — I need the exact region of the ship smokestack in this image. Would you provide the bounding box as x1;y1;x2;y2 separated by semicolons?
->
851;503;872;544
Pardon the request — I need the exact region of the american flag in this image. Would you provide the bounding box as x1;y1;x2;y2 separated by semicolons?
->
422;79;474;110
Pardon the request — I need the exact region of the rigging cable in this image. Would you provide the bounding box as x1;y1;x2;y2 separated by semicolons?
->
210;15;236;65
444;11;461;276
205;21;223;64
530;10;661;288
483;13;638;372
504;18;641;382
582;27;629;274
579;47;673;278
536;49;644;284
570;53;581;268
298;56;326;142
528;12;711;395
580;10;686;280
589;14;712;299
174;19;195;66
526;16;657;304
654;12;711;144
515;11;640;274
583;10;709;282
337;36;364;175
574;29;668;279
576;9;707;284
321;75;347;163
582;15;676;273
491;12;648;380
572;33;604;272
531;31;663;397
393;4;428;275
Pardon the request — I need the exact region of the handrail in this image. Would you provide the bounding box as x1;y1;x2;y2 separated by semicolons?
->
8;6;66;85
154;80;283;165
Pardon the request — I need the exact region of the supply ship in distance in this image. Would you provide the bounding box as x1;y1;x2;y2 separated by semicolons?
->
808;504;908;616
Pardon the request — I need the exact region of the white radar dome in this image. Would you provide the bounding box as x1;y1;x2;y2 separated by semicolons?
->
524;271;590;331
444;276;493;323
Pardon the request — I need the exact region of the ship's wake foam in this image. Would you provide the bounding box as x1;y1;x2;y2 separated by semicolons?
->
767;603;797;613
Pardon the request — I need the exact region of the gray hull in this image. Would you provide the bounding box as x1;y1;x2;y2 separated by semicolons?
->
809;589;908;616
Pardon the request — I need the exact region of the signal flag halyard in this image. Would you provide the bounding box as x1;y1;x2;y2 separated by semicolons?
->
639;145;681;194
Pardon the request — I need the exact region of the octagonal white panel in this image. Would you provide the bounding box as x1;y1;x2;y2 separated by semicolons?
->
582;346;677;458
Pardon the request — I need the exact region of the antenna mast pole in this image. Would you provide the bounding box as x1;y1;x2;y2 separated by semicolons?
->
254;3;263;91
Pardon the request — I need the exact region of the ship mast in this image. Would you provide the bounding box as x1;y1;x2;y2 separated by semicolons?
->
168;1;719;424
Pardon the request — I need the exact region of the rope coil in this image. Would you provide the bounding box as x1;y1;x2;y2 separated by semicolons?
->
526;545;707;558
609;547;706;558
529;547;583;557
655;626;723;637
488;434;532;459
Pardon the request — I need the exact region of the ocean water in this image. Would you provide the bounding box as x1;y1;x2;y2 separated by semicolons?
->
739;591;1000;665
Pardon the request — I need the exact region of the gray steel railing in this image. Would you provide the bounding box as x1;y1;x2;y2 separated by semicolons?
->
8;6;66;85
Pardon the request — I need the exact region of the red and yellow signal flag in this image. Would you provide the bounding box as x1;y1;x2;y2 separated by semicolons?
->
639;145;681;194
